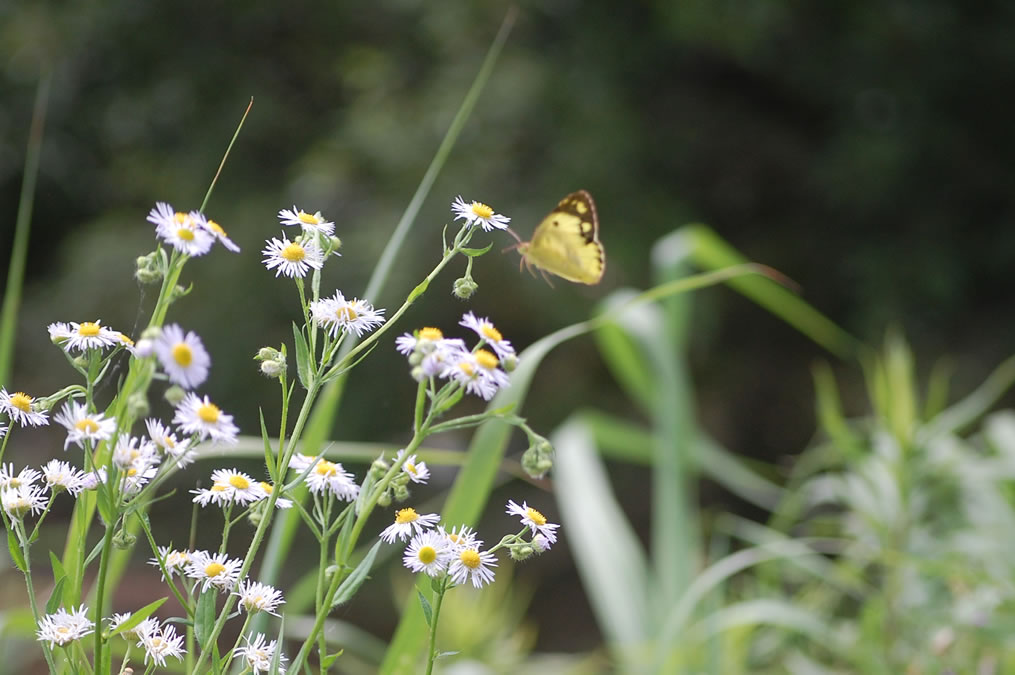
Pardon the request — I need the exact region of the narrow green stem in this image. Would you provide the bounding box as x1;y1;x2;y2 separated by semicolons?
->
17;520;58;672
92;522;117;671
424;578;449;675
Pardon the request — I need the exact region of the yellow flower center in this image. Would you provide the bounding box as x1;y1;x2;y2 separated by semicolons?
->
281;242;306;262
76;418;100;434
526;507;547;526
118;334;134;346
475;350;498;370
480;324;502;342
229;474;251;490
57;626;70;635
151;636;165;649
260;481;273;495
336;305;359;322
171;342;193;366
458;362;475;377
417;546;437;564
207;219;226;236
395;507;419;524
419;327;443;341
316;460;337;477
470;202;494;219
9;478;22;487
212;484;227;493
205;562;226;577
460;549;481;569
78;322;101;337
127;467;138;477
447;533;461;545
297;210;321;225
164;436;176;449
405;462;417;475
10;392;32;412
197;402;221;423
174;212;187;224
177;228;195;242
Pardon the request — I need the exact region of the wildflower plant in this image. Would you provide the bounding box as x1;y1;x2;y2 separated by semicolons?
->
0;111;562;672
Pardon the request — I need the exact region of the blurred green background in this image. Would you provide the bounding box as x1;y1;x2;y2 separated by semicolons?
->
3;0;1015;665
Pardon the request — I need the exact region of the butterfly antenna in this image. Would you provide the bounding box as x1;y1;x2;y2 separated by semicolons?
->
503;226;523;244
539;268;555;288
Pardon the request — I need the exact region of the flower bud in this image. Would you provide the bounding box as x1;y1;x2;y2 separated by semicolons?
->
135;252;163;285
452;276;479;300
128;392;150;419
113;530;137;549
501;353;519;373
509;544;535;561
260;359;285;378
164;385;186;407
392;484;410;502
329;236;342;253
370;457;390;480
377;490;392;508
521;435;555;479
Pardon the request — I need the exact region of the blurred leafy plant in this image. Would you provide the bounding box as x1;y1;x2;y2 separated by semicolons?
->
754;334;1015;673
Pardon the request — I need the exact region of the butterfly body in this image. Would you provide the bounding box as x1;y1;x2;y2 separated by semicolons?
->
518;190;605;285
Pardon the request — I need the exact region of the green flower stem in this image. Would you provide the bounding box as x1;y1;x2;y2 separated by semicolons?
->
92;521;116;672
190;379;321;673
17;520;58;673
424;576;450;675
220;612;253;675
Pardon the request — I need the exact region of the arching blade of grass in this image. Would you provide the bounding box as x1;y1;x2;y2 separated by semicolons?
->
0;72;50;386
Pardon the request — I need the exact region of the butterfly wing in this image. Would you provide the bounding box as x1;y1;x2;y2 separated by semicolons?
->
524;190;605;285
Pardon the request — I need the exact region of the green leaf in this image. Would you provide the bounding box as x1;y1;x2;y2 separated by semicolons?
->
48;550;66;583
322;650;344;669
416;590;433;627
270;614;286;674
84;538;105;567
259;408;277;482
107;597;168;637
292;323;312;390
459;242;493;257
331;540;381;608
194;588;217;650
594;320;655;413
45;575;67;614
95;484;116;525
407;278;430;304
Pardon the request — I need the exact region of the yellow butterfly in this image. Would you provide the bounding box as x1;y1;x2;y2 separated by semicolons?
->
516;190;605;285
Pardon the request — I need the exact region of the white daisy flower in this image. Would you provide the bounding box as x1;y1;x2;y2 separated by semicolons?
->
440;525;480;552
441;351;499;400
234;633;288;674
395;449;429;484
150;204;215;256
278;205;335;236
36;606;94;647
395;326;446;355
234;579;286;616
310;291;386;338
258;481;293;509
2;485;48;519
148;547;194;581
139;622;185;667
506;500;559;544
403;530;452;577
54;402;116;450
460;312;516;361
154;324;210;390
262;234;324;278
379;507;441;544
41;459;85;496
121;464;159;495
111;434;159;472
191;211;241;252
420;338;468;378
0;388;49;427
109;613;158;641
145;418;197;468
47;320;123;353
79;467;108;490
0;463;41;490
191;468;264;507
301;458;360;501
185;550;243;593
451;195;511;232
449;545;498;588
173;393;239;443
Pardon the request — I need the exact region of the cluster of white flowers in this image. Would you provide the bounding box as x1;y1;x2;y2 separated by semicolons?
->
234;632;288;674
262;205;336;278
1;460;95;520
191;468;291;509
381;500;560;589
396;312;516;400
147;202;240;257
109;613;186;667
47;320;135;355
289;453;360;500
